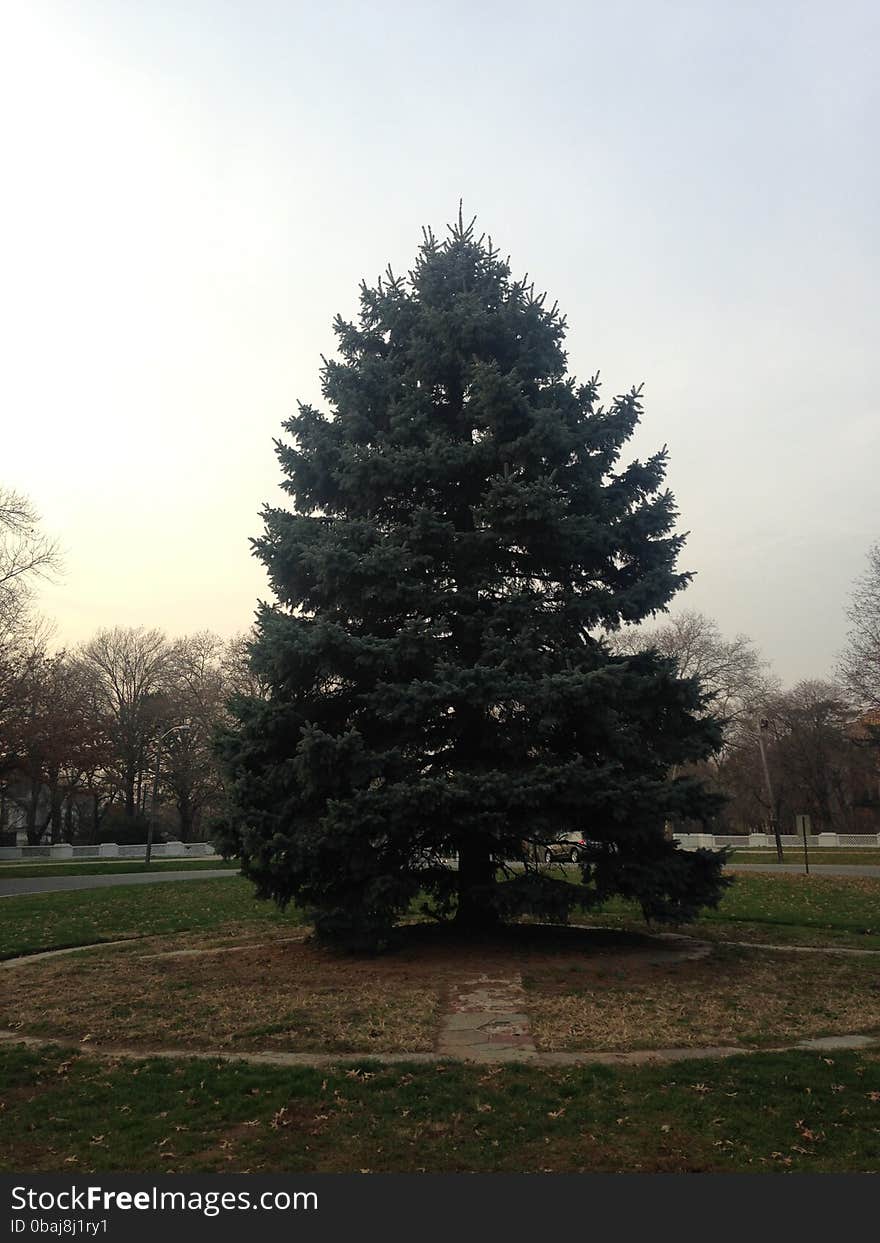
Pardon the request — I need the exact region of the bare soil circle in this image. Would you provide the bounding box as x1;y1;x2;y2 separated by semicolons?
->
3;921;878;1056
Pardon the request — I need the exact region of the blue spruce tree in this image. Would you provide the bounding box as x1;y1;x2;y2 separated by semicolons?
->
215;211;728;950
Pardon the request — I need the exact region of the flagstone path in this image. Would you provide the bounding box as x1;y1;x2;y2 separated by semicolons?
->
437;972;536;1061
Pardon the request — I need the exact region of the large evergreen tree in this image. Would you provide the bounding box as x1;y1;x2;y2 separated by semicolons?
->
216;211;728;949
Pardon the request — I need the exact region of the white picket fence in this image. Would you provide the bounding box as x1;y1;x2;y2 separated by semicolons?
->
0;841;218;861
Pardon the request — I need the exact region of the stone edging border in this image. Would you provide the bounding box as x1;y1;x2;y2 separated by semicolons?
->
5;929;880;972
1;1027;878;1068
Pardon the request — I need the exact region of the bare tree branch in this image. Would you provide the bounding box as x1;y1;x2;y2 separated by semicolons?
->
838;541;880;712
0;487;62;634
607;609;777;725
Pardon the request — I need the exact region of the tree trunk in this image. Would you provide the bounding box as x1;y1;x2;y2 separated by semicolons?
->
63;793;76;843
124;765;136;818
26;775;42;845
177;791;194;842
47;770;62;843
455;836;500;930
50;792;63;843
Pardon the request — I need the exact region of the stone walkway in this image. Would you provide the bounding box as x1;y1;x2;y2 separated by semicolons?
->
437;972;536;1061
719;939;880;957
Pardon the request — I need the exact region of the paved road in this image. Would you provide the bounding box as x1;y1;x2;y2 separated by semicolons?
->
0;869;239;898
728;863;880;878
3;860;880;899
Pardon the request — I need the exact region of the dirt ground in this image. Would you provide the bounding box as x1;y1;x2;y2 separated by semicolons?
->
3;923;878;1055
525;944;880;1051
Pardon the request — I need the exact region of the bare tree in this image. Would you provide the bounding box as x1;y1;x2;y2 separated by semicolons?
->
714;679;878;834
160;632;228;840
609;610;776;725
766;682;870;832
774;681;860;832
220;630;271;701
59;671;117;843
608;611;779;836
839;541;880;712
0;488;61;639
77;627;170;819
4;647;105;844
0;615;56;785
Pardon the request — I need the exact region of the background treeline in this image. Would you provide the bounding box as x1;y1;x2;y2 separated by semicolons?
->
0;623;266;845
1;485;878;843
612;611;879;836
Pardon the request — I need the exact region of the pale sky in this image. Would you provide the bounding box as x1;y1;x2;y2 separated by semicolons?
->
1;0;877;685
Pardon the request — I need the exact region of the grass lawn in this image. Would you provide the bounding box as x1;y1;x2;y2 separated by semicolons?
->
4;873;880;1174
728;850;880;865
0;877;289;960
2;1043;878;1173
0;860;237;879
3;871;880;961
572;871;880;950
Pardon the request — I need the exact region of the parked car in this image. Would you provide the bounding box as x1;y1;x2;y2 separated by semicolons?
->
542;833;616;864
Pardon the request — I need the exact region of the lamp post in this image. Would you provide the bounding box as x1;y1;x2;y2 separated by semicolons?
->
145;724;192;867
756;715;784;863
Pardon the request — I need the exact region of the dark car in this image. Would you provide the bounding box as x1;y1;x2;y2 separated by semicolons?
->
542;833;616;864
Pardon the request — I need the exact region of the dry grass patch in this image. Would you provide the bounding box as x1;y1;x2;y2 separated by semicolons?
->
10;921;873;1059
111;921;304;958
526;947;880;1051
2;934;439;1054
2;922;693;1056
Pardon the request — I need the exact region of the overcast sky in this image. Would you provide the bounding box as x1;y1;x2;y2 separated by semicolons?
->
2;0;877;685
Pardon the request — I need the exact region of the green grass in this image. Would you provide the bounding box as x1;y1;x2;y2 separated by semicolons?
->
4;874;880;1172
0;877;291;959
728;850;880;865
2;1043;878;1172
572;872;880;950
3;871;880;961
0;859;237;879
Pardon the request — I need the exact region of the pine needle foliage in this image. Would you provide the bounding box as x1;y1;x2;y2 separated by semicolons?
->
215;210;728;950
